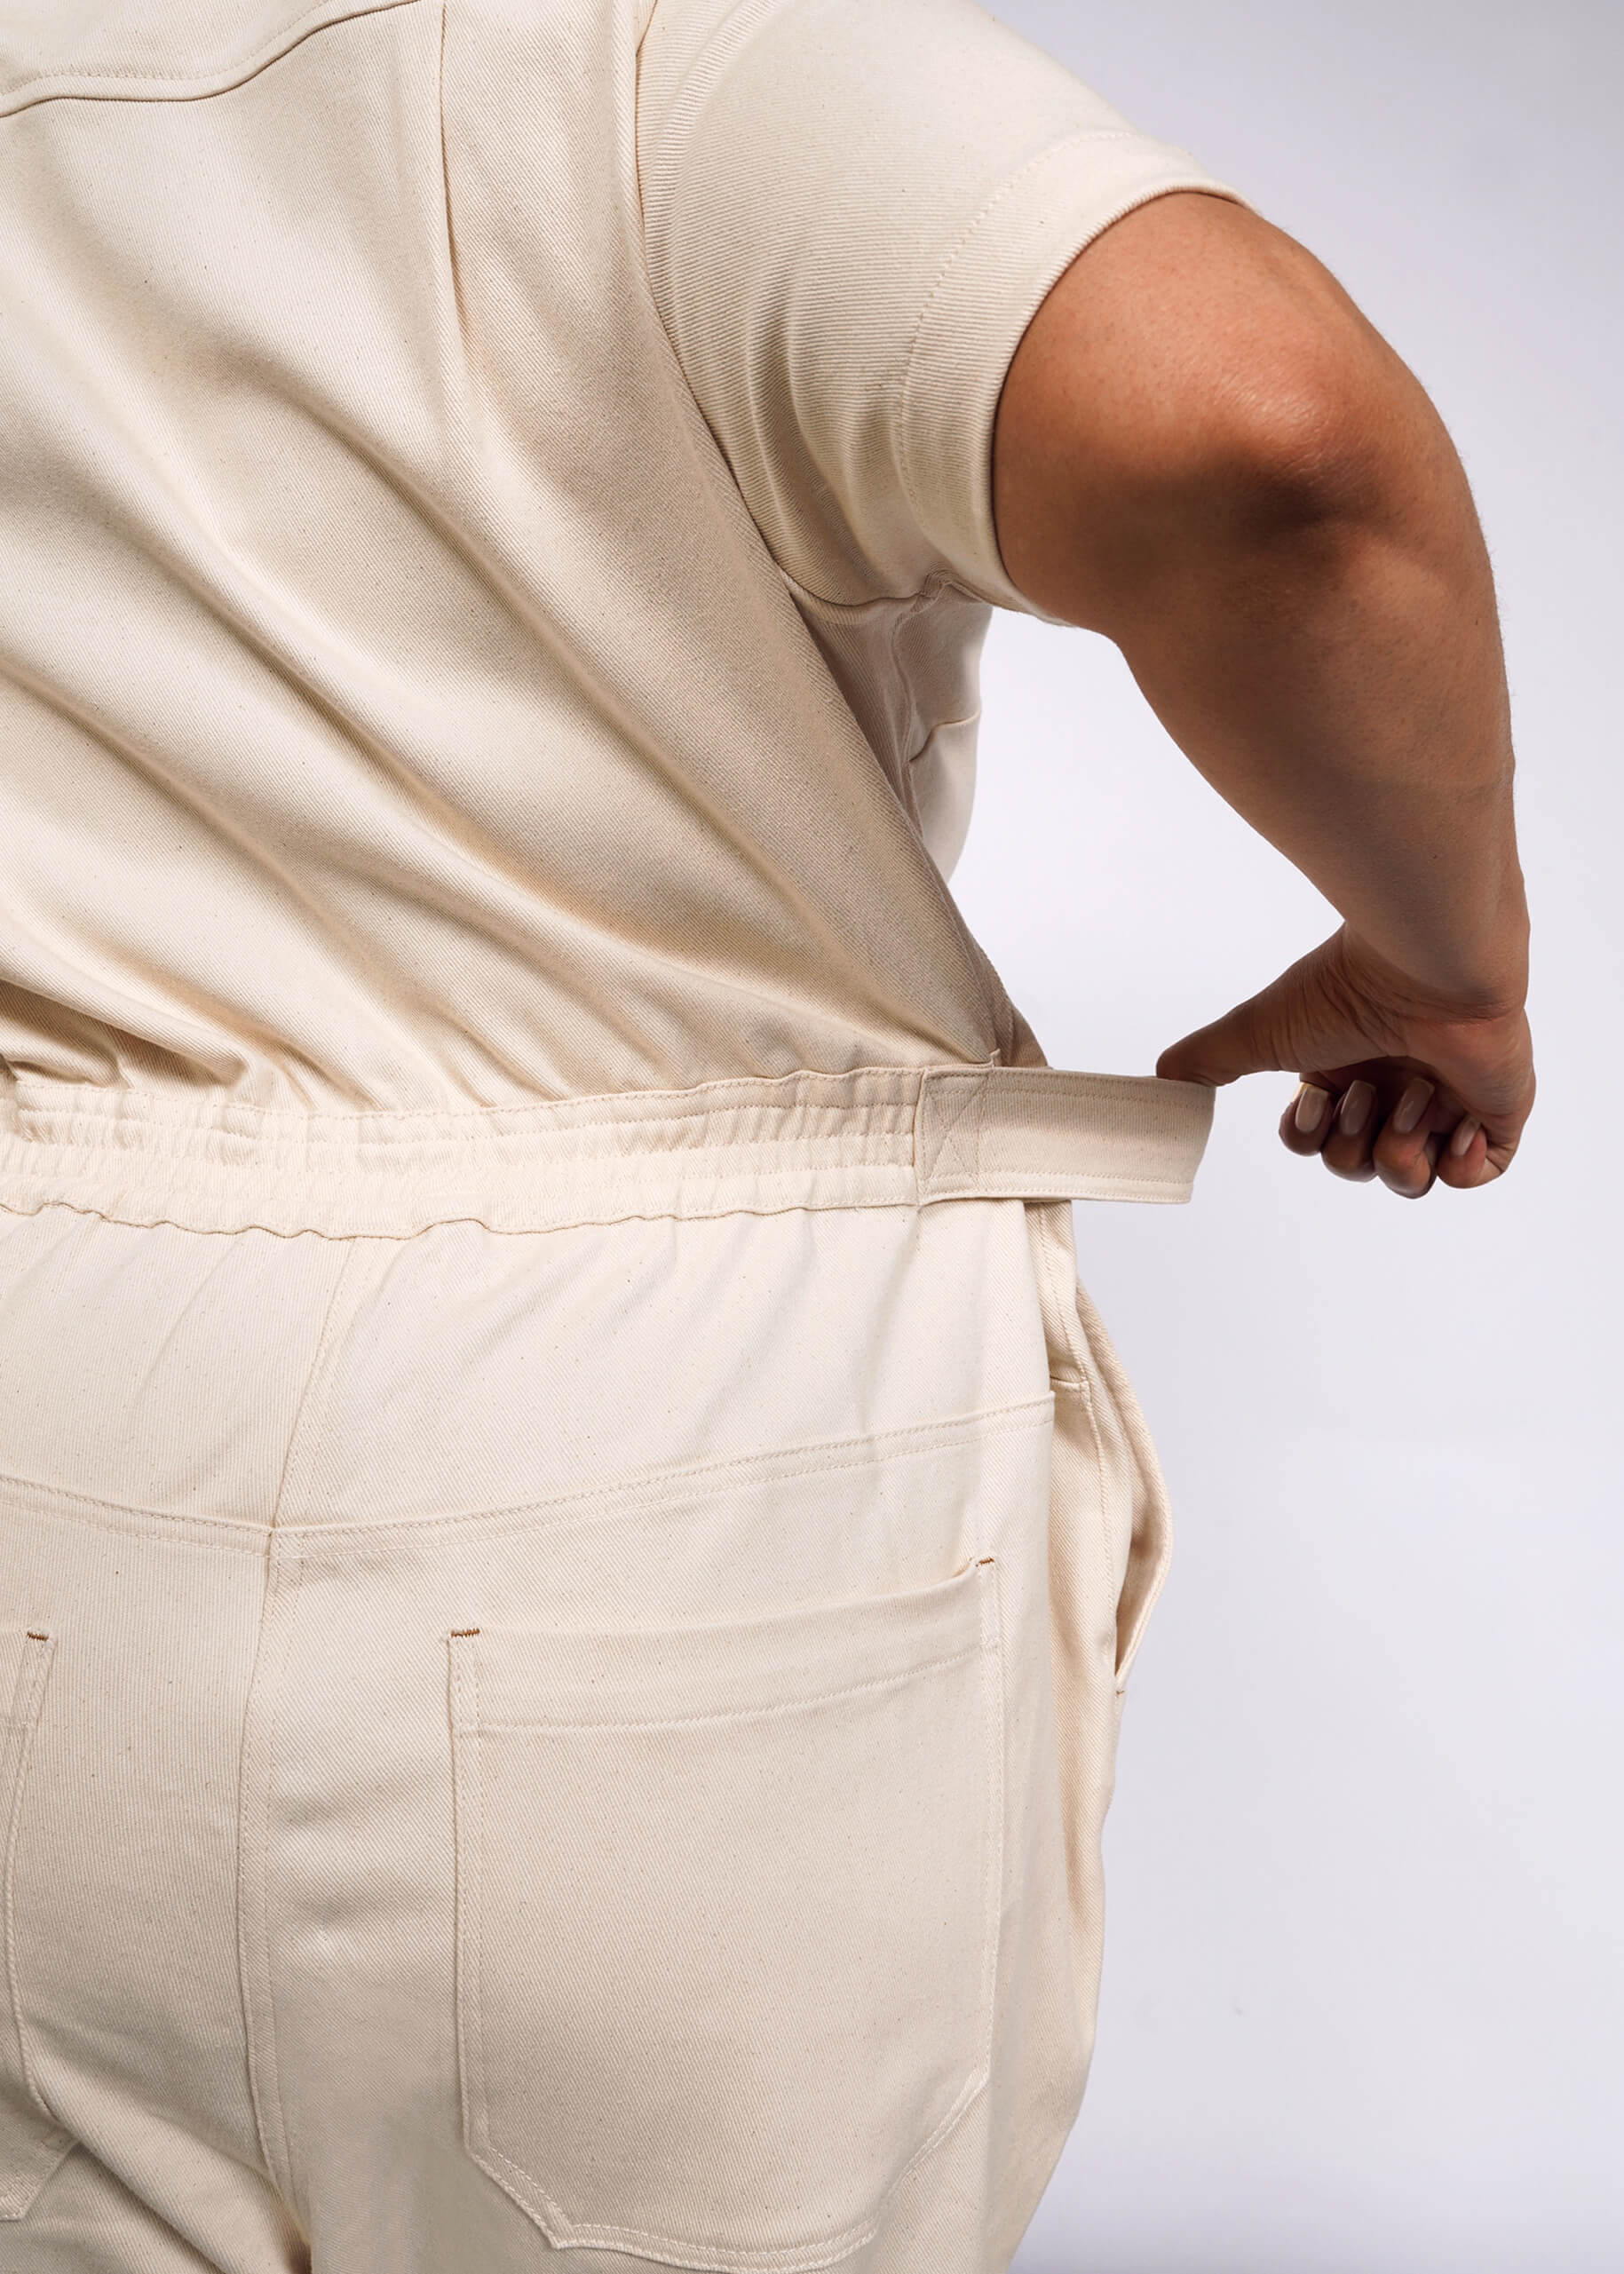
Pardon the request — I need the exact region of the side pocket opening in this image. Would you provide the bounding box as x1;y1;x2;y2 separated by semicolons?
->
0;1628;74;2222
1025;1199;1174;1692
447;1559;1004;2272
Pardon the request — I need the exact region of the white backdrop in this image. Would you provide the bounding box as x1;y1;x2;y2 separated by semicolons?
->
958;5;1622;2269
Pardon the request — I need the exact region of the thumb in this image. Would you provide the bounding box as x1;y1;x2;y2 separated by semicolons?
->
1156;993;1279;1087
1157;932;1390;1088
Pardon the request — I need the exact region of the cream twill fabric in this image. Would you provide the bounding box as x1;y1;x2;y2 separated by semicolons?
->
0;0;1236;2267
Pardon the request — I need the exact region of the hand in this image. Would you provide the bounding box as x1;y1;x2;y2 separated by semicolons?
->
1156;926;1534;1197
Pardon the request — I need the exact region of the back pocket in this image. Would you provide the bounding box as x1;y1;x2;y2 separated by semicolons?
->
0;1629;73;2222
448;1558;1004;2271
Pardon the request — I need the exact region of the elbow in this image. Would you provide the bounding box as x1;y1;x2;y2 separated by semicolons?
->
1199;333;1445;549
992;194;1463;629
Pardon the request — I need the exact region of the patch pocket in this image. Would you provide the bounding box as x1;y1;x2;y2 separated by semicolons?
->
448;1559;1004;2272
0;1630;73;2222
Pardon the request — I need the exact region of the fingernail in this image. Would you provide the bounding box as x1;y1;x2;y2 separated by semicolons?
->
1391;1078;1434;1136
1337;1080;1375;1138
1449;1115;1481;1159
1294;1082;1330;1135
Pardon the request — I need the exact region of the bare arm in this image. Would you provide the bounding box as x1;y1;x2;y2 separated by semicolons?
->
991;191;1533;1196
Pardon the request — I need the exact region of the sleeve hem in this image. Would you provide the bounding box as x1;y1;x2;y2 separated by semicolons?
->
898;131;1252;621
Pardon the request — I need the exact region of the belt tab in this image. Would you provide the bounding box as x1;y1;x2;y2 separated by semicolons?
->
915;1066;1213;1208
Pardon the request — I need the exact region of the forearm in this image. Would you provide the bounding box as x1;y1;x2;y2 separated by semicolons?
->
991;193;1527;1016
1105;454;1528;1013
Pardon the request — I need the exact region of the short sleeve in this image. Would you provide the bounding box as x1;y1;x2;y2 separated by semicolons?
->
636;0;1248;616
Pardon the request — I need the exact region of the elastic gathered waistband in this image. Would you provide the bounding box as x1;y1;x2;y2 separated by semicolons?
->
0;1063;1214;1240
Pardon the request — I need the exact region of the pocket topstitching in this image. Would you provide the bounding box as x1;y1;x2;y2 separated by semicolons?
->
447;1557;1005;2272
0;1628;72;2221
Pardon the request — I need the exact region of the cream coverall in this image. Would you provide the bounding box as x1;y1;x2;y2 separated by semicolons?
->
0;2;1234;2266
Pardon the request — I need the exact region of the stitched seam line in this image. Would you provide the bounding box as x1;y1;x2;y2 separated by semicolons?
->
448;1636;487;2165
779;562;976;617
473;1644;979;1734
0;1187;917;1248
0;1470;279;1547
895;127;1146;531
283;1396;1055;1542
0;0;420;115
0;1396;1053;1543
236;1541;305;2207
3;1637;62;2123
2;1069;929;1129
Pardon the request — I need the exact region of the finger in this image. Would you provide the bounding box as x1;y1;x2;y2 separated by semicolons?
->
1373;1076;1438;1198
1279;1081;1334;1157
1438;1119;1518;1190
1435;1114;1487;1190
1318;1077;1380;1183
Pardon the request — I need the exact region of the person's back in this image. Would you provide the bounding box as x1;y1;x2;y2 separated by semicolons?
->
2;0;1185;1110
0;4;1533;2270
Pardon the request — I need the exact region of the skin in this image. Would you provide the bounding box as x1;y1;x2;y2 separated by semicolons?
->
990;191;1533;1199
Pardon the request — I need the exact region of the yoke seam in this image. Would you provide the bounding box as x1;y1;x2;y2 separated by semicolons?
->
0;1395;1055;1543
0;0;420;115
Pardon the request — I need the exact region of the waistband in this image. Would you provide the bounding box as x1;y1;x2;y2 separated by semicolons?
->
0;1063;1215;1240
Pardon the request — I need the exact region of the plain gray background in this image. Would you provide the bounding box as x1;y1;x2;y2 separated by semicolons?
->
953;4;1621;2270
